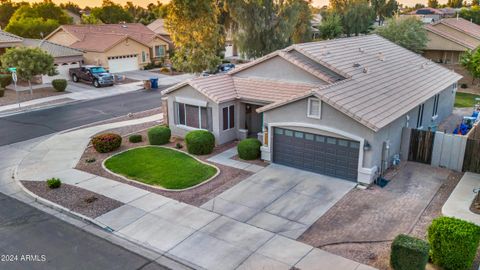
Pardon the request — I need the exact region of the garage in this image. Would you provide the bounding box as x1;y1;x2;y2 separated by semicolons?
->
42;62;80;84
107;55;139;73
272;127;359;181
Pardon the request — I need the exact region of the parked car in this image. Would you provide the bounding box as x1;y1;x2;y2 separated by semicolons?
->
218;63;235;73
69;66;114;88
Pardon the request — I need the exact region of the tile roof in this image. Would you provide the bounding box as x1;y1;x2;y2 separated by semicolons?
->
439;18;480;39
425;18;480;50
53;23;169;52
0;30;23;43
425;24;478;49
22;38;83;58
259;35;461;131
147;19;169;35
164;35;461;132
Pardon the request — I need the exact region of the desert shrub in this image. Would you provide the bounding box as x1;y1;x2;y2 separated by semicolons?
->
52;79;67;92
176;142;183;149
461;83;468;89
148;126;171;145
237;138;262;160
46;177;61;189
0;74;12;88
129;134;143;143
85;158;96;163
390;234;429;270
159;67;170;73
428;216;480;270
91;133;122;153
185;130;215;155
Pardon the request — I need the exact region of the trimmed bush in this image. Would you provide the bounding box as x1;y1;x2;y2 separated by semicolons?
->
148;126;171;145
390;234;429;270
185;130;215;155
0;88;4;97
91;133;122;153
428;216;480;270
129;134;143;143
0;74;12;88
237;138;262;160
52;79;67;92
46;178;61;189
160;67;170;73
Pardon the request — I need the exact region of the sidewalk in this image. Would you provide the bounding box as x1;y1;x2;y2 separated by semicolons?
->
10;114;376;270
442;172;480;226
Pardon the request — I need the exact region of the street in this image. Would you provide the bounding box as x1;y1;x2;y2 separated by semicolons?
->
0;87;171;269
0;87;167;146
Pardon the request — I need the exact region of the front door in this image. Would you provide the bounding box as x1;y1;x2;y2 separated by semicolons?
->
245;104;262;137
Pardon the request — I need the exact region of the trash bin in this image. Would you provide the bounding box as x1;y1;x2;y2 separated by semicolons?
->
150;77;159;89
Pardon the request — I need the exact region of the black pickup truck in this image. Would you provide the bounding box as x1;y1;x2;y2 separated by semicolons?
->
69;65;114;88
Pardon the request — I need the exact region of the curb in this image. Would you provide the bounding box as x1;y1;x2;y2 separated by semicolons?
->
0;99;82;118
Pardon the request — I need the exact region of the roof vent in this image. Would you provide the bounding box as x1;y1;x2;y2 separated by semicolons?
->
363;67;369;74
421;62;428;69
359;48;364;53
353;63;361;68
378;52;385;61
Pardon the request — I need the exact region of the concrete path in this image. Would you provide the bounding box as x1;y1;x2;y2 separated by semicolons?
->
12;114;376;270
443;172;480;225
118;70;194;85
201;164;355;239
207;147;264;173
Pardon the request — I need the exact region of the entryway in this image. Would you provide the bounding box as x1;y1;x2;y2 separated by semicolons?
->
245;104;263;137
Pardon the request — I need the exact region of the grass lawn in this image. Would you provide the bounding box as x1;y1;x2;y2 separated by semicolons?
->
455;92;480;108
104;146;217;190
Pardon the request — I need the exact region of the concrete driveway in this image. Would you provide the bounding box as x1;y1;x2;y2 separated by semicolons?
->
201;164;355;239
118;70;194;86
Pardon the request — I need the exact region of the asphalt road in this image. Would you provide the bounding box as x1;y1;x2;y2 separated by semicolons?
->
0;87;167;146
0;193;167;270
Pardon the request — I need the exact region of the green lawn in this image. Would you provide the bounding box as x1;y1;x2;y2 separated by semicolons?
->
104;146;217;190
455;92;480;108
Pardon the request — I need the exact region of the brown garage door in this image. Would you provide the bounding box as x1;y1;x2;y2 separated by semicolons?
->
272;127;359;181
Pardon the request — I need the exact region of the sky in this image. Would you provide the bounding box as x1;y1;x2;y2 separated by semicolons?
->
14;0;450;9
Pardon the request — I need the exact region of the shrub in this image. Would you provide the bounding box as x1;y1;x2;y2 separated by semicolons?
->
0;88;4;97
0;74;12;88
159;67;170;73
390;234;429;270
237;138;262;160
129;134;143;143
91;133;122;153
148;126;171;145
85;158;96;163
176;142;183;149
428;216;480;270
185;130;215;155
46;178;61;189
52;79;67;92
461;83;468;89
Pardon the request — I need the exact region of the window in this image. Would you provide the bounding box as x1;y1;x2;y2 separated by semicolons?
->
142;51;146;63
175;102;209;130
222;105;235;130
432;94;440;117
416;104;424;128
154;45;165;57
307;98;321;119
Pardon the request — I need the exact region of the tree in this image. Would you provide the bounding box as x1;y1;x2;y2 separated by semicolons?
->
460;49;480;84
473;0;480;6
459;6;480;24
447;0;462;8
375;16;427;53
91;0;133;24
165;0;224;73
318;12;343;39
0;47;56;92
342;0;375;36
0;0;26;29
371;0;398;24
291;0;313;43
81;14;102;24
5;17;59;38
60;2;81;15
9;1;72;25
428;0;439;8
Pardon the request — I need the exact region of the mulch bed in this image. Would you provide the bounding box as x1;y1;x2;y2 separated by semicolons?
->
231;154;268;167
298;169;474;270
0;87;68;106
22;181;122;219
470;195;480;215
75;124;254;207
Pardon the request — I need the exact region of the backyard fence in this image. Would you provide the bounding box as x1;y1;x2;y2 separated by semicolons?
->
408;129;435;164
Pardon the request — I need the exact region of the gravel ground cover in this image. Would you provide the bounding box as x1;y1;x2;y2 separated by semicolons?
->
22;181;123;218
0;88;68;106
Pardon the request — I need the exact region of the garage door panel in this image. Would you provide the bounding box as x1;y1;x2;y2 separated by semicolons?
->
273;127;359;182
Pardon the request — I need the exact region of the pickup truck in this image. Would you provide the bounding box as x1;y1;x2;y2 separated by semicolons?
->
69;65;114;88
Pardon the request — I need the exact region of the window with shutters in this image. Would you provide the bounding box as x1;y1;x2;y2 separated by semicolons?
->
307;98;321;119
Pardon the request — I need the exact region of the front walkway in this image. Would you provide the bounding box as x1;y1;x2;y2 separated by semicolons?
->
207;147;264;173
10;114;376;270
443;172;480;225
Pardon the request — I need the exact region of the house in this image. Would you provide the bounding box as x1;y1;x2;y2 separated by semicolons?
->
45;23;170;73
408;7;456;23
22;38;83;83
0;30;83;83
147;19;174;49
161;34;461;184
424;18;480;64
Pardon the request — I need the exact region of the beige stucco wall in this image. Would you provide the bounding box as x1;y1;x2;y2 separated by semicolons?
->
233;56;328;85
148;36;169;59
425;31;469;52
46;29;78;46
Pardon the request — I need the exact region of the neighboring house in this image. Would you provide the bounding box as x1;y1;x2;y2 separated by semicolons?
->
408;7;456;23
161;34;460;184
0;30;83;83
147;19;174;50
424;18;480;64
45;23;170;73
22;38;83;83
65;10;82;25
